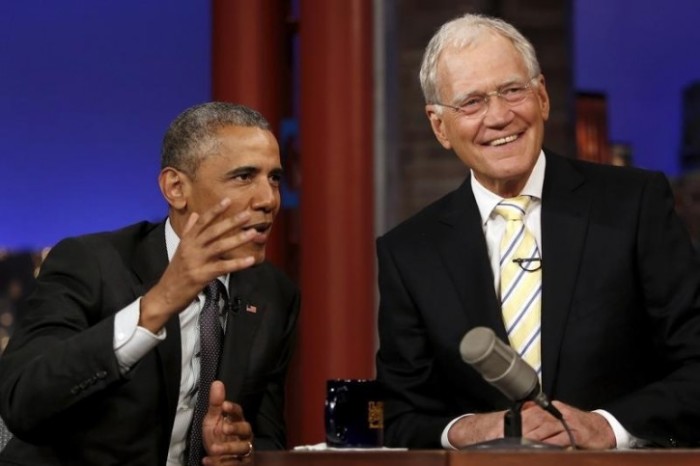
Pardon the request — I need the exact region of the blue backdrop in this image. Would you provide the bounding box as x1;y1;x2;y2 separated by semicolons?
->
1;1;210;249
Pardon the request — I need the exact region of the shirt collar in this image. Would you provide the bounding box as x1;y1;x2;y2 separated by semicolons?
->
470;149;546;226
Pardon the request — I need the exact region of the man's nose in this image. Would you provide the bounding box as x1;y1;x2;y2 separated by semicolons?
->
482;95;514;126
252;179;279;212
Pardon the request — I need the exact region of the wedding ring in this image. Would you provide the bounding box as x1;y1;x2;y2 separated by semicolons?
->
238;441;253;459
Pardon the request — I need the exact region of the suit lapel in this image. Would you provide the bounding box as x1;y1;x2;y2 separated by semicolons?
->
434;180;506;339
540;153;591;394
219;266;266;401
131;221;182;434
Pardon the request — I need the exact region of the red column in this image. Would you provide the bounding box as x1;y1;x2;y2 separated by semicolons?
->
288;0;375;446
211;0;288;267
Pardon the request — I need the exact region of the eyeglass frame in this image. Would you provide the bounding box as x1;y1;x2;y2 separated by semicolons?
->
432;76;540;119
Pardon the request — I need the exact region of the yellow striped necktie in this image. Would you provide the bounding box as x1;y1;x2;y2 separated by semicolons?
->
494;195;542;375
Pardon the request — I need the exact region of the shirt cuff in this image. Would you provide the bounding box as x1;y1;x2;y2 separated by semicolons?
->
113;298;166;373
440;414;474;449
593;409;645;449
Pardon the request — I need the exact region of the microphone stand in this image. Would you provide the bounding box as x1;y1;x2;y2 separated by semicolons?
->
503;400;525;438
463;401;563;450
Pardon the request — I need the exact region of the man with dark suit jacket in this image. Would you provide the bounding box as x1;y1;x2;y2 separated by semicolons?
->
376;14;700;450
0;102;300;465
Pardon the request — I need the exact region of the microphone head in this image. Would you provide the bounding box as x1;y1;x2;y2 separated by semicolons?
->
460;326;499;366
460;327;540;402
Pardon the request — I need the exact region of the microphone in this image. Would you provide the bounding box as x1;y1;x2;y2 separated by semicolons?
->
512;257;542;272
459;327;561;420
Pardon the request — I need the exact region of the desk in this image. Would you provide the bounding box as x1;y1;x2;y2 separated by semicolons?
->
448;450;700;466
256;449;700;466
257;450;444;466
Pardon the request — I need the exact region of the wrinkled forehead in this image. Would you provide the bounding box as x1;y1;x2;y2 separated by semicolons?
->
435;34;528;98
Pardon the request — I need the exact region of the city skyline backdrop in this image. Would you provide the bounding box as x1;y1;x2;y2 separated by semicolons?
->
575;0;700;174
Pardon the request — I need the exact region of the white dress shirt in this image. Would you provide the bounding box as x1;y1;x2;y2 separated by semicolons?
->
112;219;229;465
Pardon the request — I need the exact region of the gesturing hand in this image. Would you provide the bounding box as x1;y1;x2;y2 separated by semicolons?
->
140;197;257;332
202;381;254;465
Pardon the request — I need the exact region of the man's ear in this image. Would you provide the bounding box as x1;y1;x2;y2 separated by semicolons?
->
426;105;453;150
159;167;189;210
534;74;551;122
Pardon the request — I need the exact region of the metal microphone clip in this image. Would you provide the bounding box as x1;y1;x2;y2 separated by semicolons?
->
512;257;542;272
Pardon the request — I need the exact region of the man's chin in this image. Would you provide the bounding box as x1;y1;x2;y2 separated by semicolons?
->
250;244;267;264
244;244;267;265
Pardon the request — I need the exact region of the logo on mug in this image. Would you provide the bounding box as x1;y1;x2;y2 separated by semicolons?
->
368;401;384;429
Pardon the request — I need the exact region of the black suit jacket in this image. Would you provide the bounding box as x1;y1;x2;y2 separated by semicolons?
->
0;221;300;465
376;152;700;448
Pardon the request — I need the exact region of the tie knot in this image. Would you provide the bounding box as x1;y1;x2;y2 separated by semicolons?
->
204;280;226;303
494;195;532;221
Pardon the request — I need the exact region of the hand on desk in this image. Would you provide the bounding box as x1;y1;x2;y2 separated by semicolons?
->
521;401;615;449
447;401;615;450
202;381;254;465
447;411;506;448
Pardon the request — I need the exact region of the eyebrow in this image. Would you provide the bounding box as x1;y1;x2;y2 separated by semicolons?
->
224;165;284;178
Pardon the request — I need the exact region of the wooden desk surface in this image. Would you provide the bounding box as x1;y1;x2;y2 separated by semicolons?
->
257;450;445;466
256;449;700;466
447;449;700;466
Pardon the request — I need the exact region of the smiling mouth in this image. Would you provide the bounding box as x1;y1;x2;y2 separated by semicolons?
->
487;134;520;147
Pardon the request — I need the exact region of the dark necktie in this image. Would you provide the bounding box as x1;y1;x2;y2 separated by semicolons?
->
188;280;226;466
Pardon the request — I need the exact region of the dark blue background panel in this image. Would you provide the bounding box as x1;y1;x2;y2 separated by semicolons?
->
0;1;211;249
